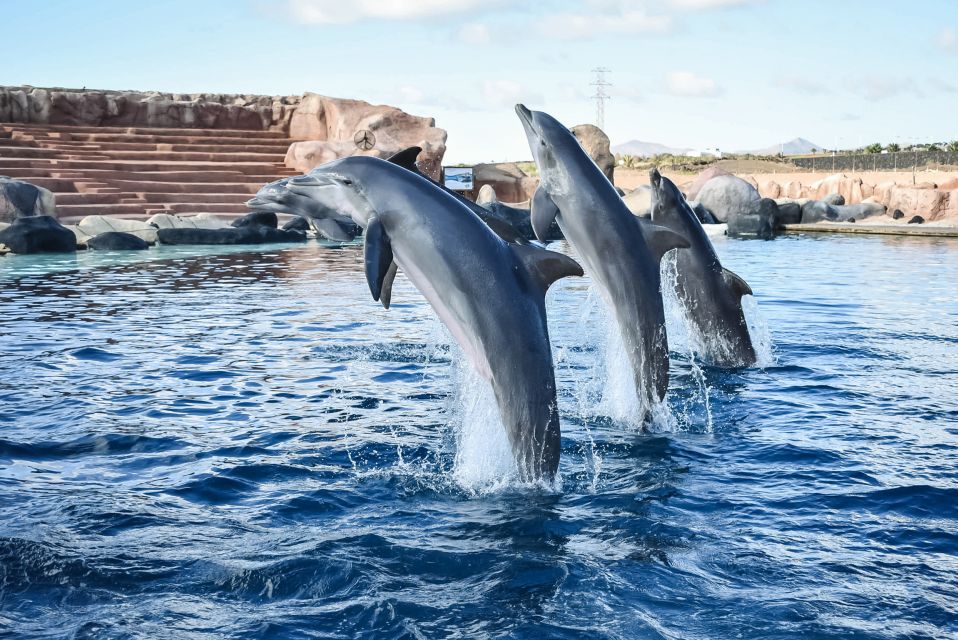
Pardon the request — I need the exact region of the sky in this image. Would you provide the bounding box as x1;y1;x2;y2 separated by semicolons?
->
3;0;957;163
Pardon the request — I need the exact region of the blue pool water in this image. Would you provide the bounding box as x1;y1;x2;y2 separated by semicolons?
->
1;234;956;639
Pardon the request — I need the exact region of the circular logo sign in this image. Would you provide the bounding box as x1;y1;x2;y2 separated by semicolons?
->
354;130;376;151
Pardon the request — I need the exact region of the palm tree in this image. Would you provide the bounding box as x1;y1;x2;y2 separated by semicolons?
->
887;142;901;153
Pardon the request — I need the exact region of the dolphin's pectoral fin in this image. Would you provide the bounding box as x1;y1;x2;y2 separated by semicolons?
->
722;268;753;298
364;217;394;302
379;261;399;309
512;243;584;293
638;219;691;263
386;146;423;172
312;217;355;242
531;186;560;242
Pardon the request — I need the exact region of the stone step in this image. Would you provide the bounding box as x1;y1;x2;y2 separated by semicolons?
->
0;147;284;163
104;180;265;194
138;192;254;203
5;177;80;192
42;132;298;146
1;122;293;138
0;158;293;175
38;140;292;153
55;203;158;216
55;192;133;205
152;202;247;214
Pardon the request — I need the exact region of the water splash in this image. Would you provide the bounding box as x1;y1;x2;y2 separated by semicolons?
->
742;294;775;368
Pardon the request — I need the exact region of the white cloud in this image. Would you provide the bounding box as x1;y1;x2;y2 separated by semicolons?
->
537;9;672;39
397;85;425;104
938;27;958;52
670;0;760;9
288;0;492;24
774;75;832;95
853;76;922;101
666;71;721;97
481;80;543;109
459;22;491;45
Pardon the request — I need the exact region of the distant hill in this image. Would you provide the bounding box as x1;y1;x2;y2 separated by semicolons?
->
744;137;824;156
611;140;695;157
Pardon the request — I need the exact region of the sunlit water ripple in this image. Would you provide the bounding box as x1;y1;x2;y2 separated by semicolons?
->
1;234;956;639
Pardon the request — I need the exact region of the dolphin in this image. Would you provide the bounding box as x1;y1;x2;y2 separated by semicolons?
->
515;104;689;415
300;155;583;481
247;178;358;242
649;169;756;367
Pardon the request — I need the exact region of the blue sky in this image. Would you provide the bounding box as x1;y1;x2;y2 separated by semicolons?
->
3;0;957;162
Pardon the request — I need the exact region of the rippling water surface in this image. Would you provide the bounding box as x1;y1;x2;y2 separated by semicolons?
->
1;235;957;639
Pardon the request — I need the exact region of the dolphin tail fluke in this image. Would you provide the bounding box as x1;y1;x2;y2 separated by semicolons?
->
638;219;690;263
531;186;560;242
386;146;423;173
512;243;583;294
364;217;394;302
722;268;753;298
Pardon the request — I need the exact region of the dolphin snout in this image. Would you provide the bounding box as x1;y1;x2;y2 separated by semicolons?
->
515;103;533;124
288;174;325;187
246;197;268;207
649;168;662;188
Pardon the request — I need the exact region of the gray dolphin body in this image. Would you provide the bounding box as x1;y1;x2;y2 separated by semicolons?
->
649;170;756;367
300;155;583;481
515;105;689;414
247;178;359;242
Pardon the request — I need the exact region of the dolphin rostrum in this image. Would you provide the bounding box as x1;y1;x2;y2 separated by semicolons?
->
649;169;756;367
515;104;689;416
299;155;583;481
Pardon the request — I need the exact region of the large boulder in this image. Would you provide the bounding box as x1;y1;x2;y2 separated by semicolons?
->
686;166;731;200
0;177;56;222
622;185;652;216
570;124;614;184
727;198;775;239
0;215;76;254
801;200;838;223
473;163;538;203
822;193;845;206
74;215;163;244
231;211;277;229
86;231;150;251
694;175;761;223
157;225;307;246
146;212;231;230
773;202;803;227
285;93;447;179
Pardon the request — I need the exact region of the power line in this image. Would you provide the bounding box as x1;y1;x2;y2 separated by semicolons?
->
590;67;611;131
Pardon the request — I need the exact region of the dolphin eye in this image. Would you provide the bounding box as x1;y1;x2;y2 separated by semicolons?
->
342;179;353;186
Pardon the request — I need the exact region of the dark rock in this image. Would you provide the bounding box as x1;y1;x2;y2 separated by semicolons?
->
907;215;924;224
822;193;845;206
690;201;718;225
774;202;803;227
727;198;775;239
157;225;307;245
892;209;905;220
86;231;150;250
847;218;856;223
0;215;76;254
281;216;310;232
695;175;761;223
1;177;55;222
801;200;839;223
231;211;278;229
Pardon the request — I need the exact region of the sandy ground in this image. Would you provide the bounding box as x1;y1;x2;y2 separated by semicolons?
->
614;167;958;191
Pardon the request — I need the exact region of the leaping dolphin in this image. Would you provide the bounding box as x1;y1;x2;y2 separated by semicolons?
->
246;178;359;242
298;155;583;481
649;169;756;367
515;104;689;416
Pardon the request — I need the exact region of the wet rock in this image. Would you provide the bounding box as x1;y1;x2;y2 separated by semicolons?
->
695;175;762;223
1;177;56;222
774;202;803;227
231;211;278;229
801;200;838;223
86;231;150;250
907;215;924;224
892;209;905;220
157;225;307;245
727;198;775;239
0;215;76;254
281;216;310;232
822;192;845;206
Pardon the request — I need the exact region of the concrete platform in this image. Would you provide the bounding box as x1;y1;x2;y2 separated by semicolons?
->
782;223;958;238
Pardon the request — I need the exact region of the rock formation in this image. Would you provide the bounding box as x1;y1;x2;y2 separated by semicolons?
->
472;163;538;204
694;175;762;223
1;177;56;222
284;93;447;179
571;124;614;184
0;215;75;253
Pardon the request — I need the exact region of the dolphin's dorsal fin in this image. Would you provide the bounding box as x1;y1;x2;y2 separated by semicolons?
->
638;218;690;263
386;146;422;173
722;268;753;298
512;243;583;293
364;217;394;302
379;261;399;309
531;186;560;242
311;217;355;242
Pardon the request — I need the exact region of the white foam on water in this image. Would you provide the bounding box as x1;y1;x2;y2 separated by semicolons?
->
742;294;776;368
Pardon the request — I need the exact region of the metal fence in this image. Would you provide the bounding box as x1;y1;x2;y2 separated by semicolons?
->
790;151;958;172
